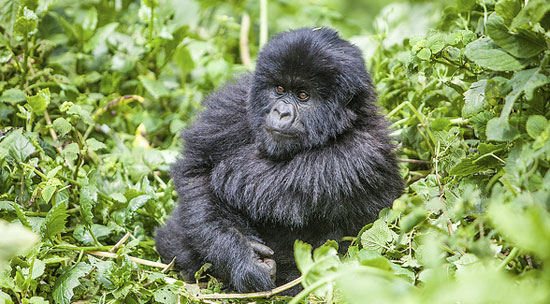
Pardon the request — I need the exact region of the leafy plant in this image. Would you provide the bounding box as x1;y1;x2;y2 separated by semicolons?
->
0;0;549;303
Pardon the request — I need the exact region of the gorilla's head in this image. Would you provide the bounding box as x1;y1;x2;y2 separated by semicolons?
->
248;28;375;159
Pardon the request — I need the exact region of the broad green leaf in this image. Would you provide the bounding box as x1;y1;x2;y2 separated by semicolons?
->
510;0;550;30
361;219;393;253
41;185;56;203
486;118;518;141
30;259;45;279
40;201;68;240
357;250;391;270
426;32;445;53
0;129;36;163
0;290;13;304
294;240;314;275
79;185;97;226
0;0;20;35
495;0;521;22
487;13;545;59
67;104;94;125
0;88;26;104
489;201;550;260
26;88;50;115
138;76;169;99
462;80;487;117
52;117;72;137
85;138;107;151
464;38;531;71
525;115;548;139
416;47;431;60
52;263;93;304
153;285;178;304
14;7;37;37
500;68;549;121
73;224;112;245
399;208;427;232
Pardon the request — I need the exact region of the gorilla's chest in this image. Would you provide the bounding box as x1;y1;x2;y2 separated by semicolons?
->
209;146;370;227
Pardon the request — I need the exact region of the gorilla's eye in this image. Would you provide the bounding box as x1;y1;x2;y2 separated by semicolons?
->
276;86;285;93
297;91;309;101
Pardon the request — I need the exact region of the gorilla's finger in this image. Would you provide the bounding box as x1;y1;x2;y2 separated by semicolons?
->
250;241;274;257
258;258;277;283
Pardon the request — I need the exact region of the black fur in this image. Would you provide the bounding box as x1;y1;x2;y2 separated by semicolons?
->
155;28;404;292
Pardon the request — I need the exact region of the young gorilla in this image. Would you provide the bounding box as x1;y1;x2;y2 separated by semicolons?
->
155;28;404;292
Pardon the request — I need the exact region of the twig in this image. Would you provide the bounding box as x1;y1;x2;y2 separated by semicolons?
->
87;251;172;269
198;276;302;299
239;12;252;67
162;257;176;273
497;247;519;270
398;158;430;165
44;109;63;154
109;232;132;253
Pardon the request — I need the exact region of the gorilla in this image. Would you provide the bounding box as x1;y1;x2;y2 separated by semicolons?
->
155;27;404;293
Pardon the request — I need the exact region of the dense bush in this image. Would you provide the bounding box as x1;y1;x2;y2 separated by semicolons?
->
0;0;549;303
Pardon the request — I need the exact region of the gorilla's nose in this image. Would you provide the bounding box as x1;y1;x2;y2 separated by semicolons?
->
269;101;295;130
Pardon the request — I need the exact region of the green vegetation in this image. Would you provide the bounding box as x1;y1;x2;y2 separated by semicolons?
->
1;0;550;303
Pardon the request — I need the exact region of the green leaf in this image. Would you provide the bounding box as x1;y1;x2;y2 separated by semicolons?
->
26;88;50;115
40;201;69;240
85;138;107;151
138;76;170;99
52;263;93;304
464;38;531;71
153;285;178;304
14;7;37;37
510;0;550;30
73;224;112;245
0;290;13;304
462;80;488;117
79;185;97;226
0;129;36;163
357;250;391;270
495;0;521;22
486;118;518;142
0;220;39;263
52;117;72;137
41;185;56;203
426;32;445;53
525;115;548;139
0;0;20;35
294;240;314;275
0;88;26;104
487;13;545;59
416;47;431;61
361;219;393;253
488;201;550;260
500;68;549;121
399;208;427;232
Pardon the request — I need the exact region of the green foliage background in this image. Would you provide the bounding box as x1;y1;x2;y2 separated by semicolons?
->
1;0;550;303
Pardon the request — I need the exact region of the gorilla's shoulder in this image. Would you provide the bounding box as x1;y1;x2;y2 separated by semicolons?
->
179;74;254;163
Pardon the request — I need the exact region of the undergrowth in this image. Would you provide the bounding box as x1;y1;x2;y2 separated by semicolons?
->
1;0;549;303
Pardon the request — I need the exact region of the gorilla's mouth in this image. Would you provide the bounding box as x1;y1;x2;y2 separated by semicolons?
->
265;128;297;140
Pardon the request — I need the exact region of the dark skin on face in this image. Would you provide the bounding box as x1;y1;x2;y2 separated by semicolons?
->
266;85;310;140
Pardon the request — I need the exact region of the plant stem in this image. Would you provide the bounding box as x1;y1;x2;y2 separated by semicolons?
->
259;0;268;48
497;247;519;270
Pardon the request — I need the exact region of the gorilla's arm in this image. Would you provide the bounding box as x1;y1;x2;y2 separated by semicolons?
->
155;76;276;292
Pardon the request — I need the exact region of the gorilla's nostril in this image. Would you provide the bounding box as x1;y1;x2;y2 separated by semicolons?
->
279;111;291;119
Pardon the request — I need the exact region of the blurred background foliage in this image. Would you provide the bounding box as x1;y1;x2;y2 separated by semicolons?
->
1;0;550;303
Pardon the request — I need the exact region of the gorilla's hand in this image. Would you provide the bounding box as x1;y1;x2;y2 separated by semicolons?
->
250;241;277;282
230;238;276;292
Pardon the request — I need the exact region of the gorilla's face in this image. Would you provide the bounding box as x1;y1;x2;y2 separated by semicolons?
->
248;28;372;159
